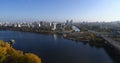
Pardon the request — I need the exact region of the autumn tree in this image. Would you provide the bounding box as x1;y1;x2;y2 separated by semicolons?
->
0;40;42;63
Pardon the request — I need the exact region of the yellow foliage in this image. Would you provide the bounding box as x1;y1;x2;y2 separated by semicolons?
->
0;47;7;63
23;53;42;63
89;32;95;40
0;40;42;63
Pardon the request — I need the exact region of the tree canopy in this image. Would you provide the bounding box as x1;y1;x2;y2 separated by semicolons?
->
0;40;42;63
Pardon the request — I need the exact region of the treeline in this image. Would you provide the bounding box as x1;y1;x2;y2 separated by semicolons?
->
63;32;104;42
0;26;52;34
0;40;42;63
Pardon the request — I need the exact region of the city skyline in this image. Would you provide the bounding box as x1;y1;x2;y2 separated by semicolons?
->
0;0;120;22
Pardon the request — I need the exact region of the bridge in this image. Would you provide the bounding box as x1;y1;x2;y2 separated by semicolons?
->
101;35;120;50
89;30;120;50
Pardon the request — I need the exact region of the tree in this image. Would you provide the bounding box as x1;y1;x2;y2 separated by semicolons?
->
0;40;42;63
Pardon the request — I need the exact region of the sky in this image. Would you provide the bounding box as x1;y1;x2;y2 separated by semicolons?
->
0;0;120;22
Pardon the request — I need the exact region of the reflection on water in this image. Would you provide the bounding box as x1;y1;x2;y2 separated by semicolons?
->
0;30;119;63
53;34;57;41
104;44;120;63
80;39;120;63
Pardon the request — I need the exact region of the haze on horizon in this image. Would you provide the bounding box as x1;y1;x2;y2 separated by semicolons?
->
0;0;120;22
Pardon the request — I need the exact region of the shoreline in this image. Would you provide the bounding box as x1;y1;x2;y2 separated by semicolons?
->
0;27;104;42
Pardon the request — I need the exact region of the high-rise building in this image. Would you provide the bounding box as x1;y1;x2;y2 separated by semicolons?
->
66;20;69;25
70;19;73;25
66;19;73;25
52;22;57;30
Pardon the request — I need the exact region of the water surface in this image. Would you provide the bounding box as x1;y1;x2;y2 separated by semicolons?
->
0;30;117;63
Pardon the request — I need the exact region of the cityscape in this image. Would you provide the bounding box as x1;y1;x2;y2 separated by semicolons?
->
0;0;120;63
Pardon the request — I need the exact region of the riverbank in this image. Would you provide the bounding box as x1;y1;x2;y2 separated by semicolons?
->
0;27;104;42
0;27;55;34
63;32;104;42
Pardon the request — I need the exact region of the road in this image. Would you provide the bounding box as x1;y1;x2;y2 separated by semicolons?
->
101;35;120;50
89;30;120;50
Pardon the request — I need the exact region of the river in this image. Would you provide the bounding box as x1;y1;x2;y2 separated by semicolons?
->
0;30;119;63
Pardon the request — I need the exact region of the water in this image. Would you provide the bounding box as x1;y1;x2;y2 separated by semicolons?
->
0;30;119;63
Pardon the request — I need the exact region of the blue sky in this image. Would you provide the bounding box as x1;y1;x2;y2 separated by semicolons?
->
0;0;120;22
